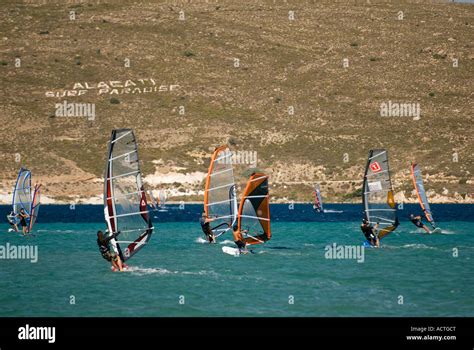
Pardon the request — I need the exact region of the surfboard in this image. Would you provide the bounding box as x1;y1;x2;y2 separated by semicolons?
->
222;246;241;256
362;241;376;248
430;227;442;234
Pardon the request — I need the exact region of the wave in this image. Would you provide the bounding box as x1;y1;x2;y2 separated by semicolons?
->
195;237;208;244
438;230;455;235
122;265;219;277
392;243;439;250
219;240;235;245
125;266;175;276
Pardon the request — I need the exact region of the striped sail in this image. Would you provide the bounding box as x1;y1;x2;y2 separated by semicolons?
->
12;168;32;218
411;163;435;228
204;145;238;237
362;149;399;239
104;129;153;262
238;173;271;245
314;183;323;212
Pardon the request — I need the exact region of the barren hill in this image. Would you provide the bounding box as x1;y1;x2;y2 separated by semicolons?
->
0;0;473;204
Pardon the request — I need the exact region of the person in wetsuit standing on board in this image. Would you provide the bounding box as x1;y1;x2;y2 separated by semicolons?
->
97;230;124;271
7;211;19;232
232;226;251;253
200;213;216;243
18;208;29;236
409;214;431;234
361;218;380;248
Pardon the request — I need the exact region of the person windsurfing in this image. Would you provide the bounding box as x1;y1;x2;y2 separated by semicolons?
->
232;226;249;253
200;213;216;243
7;211;19;232
17;208;29;236
409;214;431;234
360;218;380;248
97;230;124;272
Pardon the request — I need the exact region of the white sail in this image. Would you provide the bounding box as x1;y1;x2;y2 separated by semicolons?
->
362;149;399;239
104;129;153;261
204;145;238;238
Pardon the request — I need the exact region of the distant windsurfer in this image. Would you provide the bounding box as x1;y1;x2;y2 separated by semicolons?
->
361;218;380;247
200;213;216;243
6;211;19;232
97;230;124;271
18;208;29;235
409;214;431;234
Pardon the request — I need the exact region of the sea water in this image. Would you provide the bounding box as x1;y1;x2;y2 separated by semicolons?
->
0;217;472;317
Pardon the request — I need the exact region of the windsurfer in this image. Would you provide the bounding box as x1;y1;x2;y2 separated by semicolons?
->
200;213;216;243
232;227;248;252
18;208;29;236
7;211;19;232
361;218;380;247
409;214;431;234
97;230;124;271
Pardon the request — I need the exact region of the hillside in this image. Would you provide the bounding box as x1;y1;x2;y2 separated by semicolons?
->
0;0;473;204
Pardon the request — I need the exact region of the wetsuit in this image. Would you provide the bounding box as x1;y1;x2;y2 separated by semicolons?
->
235;240;246;249
18;213;28;228
200;217;215;243
361;224;377;245
97;234;118;262
7;213;17;226
410;217;424;228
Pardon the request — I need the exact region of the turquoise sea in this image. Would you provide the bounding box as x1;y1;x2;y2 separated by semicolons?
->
0;220;472;317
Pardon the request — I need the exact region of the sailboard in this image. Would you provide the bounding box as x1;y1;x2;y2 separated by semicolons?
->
362;149;399;239
104;129;153;262
411;163;436;229
237;173;271;245
11;168;41;233
203;145;238;239
313;183;323;212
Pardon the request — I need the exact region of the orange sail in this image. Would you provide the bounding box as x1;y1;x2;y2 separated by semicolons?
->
203;145;238;238
237;173;271;245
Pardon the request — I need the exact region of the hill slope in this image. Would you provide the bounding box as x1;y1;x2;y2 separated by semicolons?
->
0;0;472;204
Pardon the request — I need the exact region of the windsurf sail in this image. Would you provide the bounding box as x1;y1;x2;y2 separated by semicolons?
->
313;184;323;212
238;173;271;245
362;149;399;239
12;168;32;220
28;185;41;233
203;145;238;238
104;129;153;262
411;163;435;228
147;190;157;209
11;168;41;232
158;190;167;207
